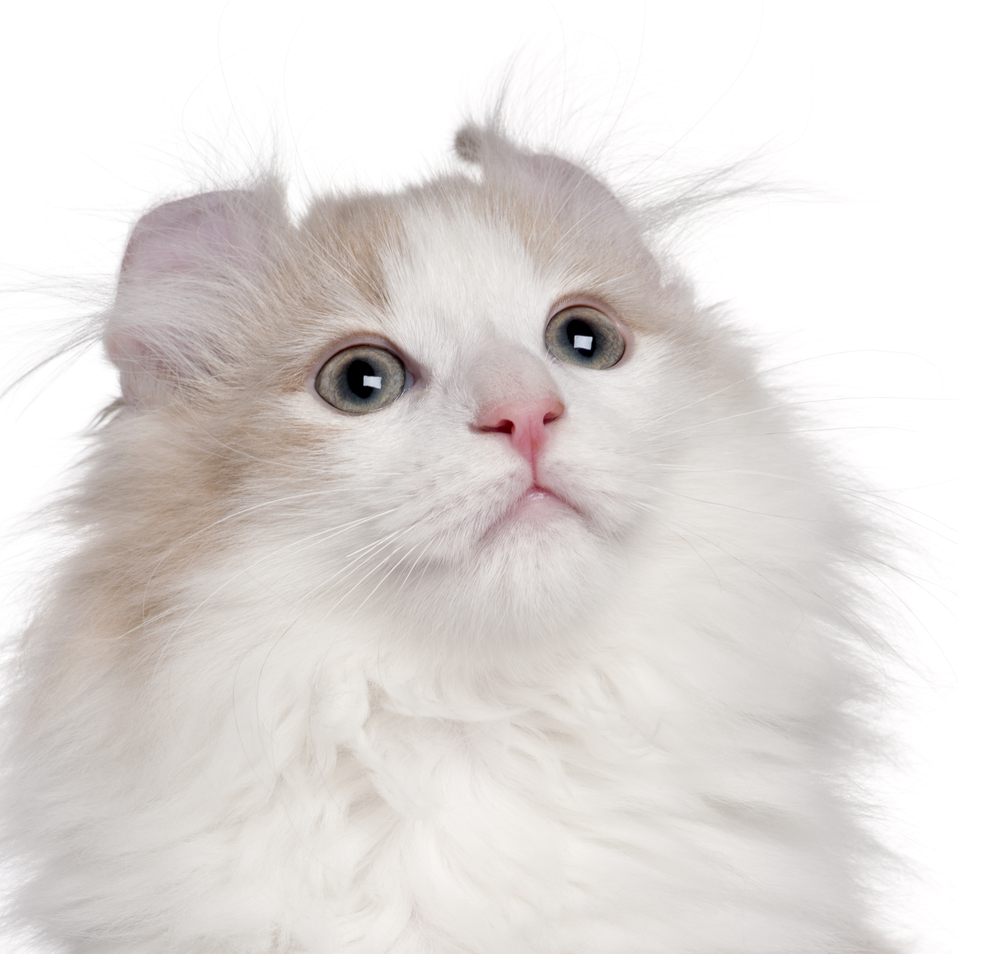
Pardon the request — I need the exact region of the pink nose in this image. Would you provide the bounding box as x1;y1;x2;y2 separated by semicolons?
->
476;396;565;468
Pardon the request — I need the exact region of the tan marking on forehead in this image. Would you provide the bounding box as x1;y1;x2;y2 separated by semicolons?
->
252;193;408;395
299;193;403;309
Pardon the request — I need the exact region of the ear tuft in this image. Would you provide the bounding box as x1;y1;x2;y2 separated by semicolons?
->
453;124;485;164
453;124;513;166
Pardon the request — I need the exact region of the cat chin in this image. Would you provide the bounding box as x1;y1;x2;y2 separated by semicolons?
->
388;519;617;657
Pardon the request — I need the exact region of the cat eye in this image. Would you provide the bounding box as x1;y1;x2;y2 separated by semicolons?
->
544;306;625;369
315;345;407;414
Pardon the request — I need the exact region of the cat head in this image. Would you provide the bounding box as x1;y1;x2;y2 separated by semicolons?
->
98;125;741;666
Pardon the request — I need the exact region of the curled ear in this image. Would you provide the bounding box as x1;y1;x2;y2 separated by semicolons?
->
119;188;280;281
455;123;658;286
454;123;625;222
105;184;287;409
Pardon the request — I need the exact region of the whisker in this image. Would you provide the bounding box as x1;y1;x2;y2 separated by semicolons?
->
146;507;408;674
348;536;430;619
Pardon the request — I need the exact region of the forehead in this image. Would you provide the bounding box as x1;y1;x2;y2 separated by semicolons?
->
378;198;562;360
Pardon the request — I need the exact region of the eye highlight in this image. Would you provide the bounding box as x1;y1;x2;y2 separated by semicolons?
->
545;306;625;369
315;345;406;414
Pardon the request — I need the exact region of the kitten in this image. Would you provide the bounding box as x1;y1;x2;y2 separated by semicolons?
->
2;122;897;953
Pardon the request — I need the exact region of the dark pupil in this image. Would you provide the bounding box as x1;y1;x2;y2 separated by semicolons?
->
346;359;378;399
566;318;596;357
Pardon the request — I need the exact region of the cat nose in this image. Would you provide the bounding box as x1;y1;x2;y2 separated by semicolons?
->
476;396;565;467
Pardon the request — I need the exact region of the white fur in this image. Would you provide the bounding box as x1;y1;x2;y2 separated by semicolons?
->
2;125;895;953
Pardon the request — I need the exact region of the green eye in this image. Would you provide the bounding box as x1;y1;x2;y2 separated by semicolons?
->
315;345;406;414
545;306;625;369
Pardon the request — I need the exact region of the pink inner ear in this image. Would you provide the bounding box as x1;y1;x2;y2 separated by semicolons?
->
105;329;151;368
523;154;622;214
121;190;271;281
104;329;170;408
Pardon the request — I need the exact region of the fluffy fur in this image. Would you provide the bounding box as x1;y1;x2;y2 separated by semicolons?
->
2;122;896;953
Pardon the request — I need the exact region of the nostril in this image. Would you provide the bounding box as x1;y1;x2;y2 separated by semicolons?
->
476;399;564;434
480;419;514;435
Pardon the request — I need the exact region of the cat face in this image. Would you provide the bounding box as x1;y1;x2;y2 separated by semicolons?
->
289;199;668;646
101;130;724;659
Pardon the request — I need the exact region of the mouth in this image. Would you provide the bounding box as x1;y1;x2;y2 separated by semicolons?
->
518;484;567;509
480;482;580;541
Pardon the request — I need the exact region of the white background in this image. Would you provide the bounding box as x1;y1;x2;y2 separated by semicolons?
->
0;2;994;952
